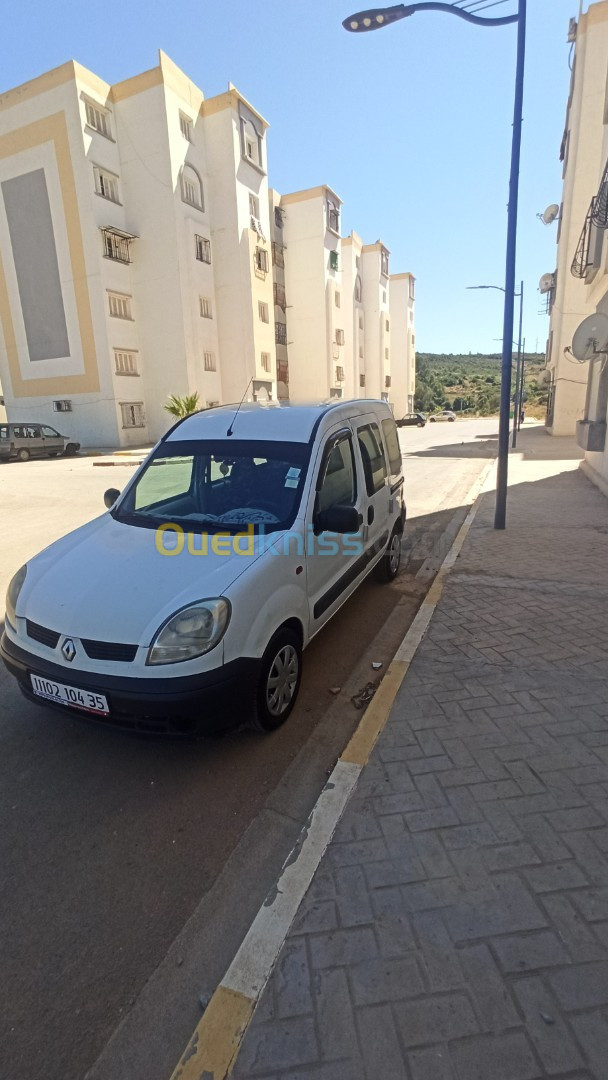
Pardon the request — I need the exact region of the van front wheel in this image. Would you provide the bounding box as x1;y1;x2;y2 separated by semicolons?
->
251;627;302;733
17;448;30;462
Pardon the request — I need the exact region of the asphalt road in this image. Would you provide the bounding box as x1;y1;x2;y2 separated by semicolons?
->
0;417;499;1080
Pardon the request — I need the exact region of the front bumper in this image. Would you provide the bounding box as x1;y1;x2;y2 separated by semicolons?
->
1;632;260;735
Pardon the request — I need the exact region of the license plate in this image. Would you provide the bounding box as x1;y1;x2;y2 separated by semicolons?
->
30;674;109;715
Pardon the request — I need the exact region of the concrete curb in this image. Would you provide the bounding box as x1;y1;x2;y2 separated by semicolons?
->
168;458;496;1080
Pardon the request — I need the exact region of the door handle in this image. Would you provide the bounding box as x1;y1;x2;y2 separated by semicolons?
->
367;506;375;526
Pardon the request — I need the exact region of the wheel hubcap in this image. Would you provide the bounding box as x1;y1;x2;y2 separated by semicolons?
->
266;645;298;716
389;534;401;575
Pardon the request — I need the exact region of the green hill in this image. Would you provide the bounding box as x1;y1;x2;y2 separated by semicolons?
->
414;352;547;418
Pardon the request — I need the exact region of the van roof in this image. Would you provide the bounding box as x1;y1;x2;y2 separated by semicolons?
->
163;399;392;444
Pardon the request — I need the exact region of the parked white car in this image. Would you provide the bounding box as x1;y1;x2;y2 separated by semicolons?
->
2;400;406;735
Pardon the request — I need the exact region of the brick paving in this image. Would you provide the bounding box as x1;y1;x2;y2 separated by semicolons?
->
232;432;608;1079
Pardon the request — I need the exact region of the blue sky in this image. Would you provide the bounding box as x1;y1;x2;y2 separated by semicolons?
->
2;0;581;353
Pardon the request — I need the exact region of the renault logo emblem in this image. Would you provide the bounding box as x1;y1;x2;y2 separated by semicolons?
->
62;638;76;663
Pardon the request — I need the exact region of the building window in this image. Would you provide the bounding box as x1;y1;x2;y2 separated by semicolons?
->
385;375;392;389
385;319;390;331
204;351;216;371
274;282;286;309
329;250;339;272
359;374;365;388
93;166;119;203
261;351;271;372
409;277;415;300
277;359;289;384
120;402;145;428
335;329;345;346
241;116;263;168
274;206;284;229
335;291;341;308
327;198;340;233
195;234;211;263
255;248;270;274
275;322;287;346
114;349;139;376
356;256;360;269
272;242;285;268
355;276;362;302
385;348;389;360
382;290;387;303
179;112;193;141
200;296;212;318
53;399;72;412
381;249;389;277
249;193;260;218
85;99;111;138
359;346;364;359
359;315;364;329
336;365;344;382
108;292;132;320
181;165;204;210
258;301;269;323
102;228;134;264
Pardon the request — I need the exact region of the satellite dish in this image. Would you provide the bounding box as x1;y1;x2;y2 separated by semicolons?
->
539;272;555;294
571;313;608;362
539;369;553;386
541;203;560;225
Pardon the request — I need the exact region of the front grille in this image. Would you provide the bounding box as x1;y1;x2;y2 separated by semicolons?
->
81;639;138;663
26;620;60;649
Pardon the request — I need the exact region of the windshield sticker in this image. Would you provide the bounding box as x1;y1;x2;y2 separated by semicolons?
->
286;467;301;479
285;477;299;489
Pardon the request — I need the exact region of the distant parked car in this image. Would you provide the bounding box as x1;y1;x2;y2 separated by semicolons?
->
396;412;426;429
429;410;456;423
0;423;80;462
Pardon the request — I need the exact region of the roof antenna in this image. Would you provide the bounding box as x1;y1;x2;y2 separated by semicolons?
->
226;377;253;437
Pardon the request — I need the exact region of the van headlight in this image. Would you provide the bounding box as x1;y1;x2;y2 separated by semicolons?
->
146;598;230;665
6;564;27;630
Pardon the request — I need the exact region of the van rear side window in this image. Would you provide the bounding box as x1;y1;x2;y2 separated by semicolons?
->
381;417;402;476
357;423;387;496
0;425;8;440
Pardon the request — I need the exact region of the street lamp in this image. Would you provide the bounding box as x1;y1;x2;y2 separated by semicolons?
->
467;281;524;449
343;1;526;529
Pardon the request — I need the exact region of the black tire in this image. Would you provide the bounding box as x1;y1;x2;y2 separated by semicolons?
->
65;444;79;456
251;627;302;733
374;526;402;583
417;421;424;428
429;417;436;423
448;416;455;422
17;448;30;462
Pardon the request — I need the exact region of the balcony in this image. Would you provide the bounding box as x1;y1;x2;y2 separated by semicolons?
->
101;226;137;264
272;242;285;269
273;282;286;310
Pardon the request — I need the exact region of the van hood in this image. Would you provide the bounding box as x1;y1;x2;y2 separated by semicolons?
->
18;514;261;645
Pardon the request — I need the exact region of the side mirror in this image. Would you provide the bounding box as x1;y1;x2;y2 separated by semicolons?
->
104;488;120;509
317;504;360;534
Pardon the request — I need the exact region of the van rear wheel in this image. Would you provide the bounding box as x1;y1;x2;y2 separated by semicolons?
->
374;526;402;583
251;627;302;733
17;448;30;462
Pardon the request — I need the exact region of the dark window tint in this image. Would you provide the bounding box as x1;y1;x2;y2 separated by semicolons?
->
316;436;356;514
358;423;387;496
381;417;402;475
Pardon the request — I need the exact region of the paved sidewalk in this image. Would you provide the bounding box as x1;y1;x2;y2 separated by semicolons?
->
231;428;608;1080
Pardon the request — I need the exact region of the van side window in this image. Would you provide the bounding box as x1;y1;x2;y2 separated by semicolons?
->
316;435;357;515
357;423;387;495
42;426;60;437
0;425;8;439
381;417;402;476
13;426;26;438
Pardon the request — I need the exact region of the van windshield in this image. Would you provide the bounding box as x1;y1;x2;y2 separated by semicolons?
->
114;439;311;534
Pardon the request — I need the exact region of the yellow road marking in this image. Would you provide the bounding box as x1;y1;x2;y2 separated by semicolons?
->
170;985;254;1080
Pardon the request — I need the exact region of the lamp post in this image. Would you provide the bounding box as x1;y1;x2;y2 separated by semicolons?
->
467;281;524;448
343;1;526;529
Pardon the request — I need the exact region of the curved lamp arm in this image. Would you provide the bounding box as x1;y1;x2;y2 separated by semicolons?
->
343;3;518;32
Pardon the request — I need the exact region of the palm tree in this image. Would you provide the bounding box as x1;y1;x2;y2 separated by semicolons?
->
164;392;201;419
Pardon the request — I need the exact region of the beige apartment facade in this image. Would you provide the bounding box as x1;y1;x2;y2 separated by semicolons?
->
270;185;416;416
0;56;415;447
545;1;608;437
545;1;608;494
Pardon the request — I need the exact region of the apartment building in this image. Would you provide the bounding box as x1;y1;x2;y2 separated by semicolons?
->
0;54;415;446
0;51;276;446
543;1;608;494
270;185;416;416
544;2;608;436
